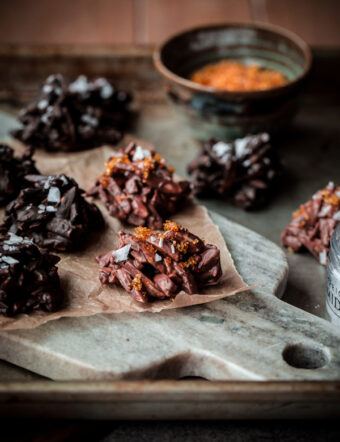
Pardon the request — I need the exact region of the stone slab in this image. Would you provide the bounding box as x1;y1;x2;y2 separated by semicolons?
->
0;212;339;381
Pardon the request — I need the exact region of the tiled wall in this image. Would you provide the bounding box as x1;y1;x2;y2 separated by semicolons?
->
0;0;339;47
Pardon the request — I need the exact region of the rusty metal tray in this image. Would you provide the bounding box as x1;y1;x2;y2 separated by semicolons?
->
0;46;339;419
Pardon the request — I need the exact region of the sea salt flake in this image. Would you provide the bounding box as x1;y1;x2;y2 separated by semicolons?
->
155;253;162;262
132;145;152;161
81;114;98;127
318;205;332;217
319;250;327;265
158;237;164;247
47;187;61;203
112;244;131;263
38;99;48;110
1;256;19;265
43;84;53;94
336;190;340;198
101;84;113;99
171;244;175;254
235;136;251;158
212;141;232;158
150;236;156;242
69;75;89;93
333;211;340;221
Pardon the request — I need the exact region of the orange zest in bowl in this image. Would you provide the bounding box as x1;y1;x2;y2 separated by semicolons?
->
190;60;286;92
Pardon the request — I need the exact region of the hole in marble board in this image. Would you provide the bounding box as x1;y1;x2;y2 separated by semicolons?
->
282;343;329;369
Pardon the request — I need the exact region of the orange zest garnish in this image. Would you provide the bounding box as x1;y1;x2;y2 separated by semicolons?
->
163;220;179;232
131;273;143;291
134;226;152;241
321;190;340;206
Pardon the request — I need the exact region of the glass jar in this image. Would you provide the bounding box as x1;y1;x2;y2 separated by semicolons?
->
327;223;340;325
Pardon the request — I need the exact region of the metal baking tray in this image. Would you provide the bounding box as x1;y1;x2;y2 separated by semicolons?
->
0;46;339;419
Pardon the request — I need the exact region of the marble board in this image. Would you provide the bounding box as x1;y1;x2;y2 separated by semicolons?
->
0;211;340;381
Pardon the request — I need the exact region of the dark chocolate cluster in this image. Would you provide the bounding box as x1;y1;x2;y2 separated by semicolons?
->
12;74;131;152
96;221;222;303
187;133;281;210
0;144;39;206
0;232;63;316
87;142;191;229
281;182;340;265
1;174;104;252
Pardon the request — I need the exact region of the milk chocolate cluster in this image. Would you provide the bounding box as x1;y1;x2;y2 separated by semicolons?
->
12;74;131;152
1;174;104;252
0;232;63;316
187;133;281;210
96;221;222;303
87;142;191;229
281;182;340;265
0;144;39;206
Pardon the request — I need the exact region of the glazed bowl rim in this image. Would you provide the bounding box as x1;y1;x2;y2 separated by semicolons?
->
153;21;312;99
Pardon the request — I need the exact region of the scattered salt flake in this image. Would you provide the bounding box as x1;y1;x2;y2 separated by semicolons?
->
101;84;113;99
46;205;57;213
150;236;157;242
112;244;131;263
1;256;19;265
336;190;340;198
158;237;164;247
47;187;61;203
155;253;162;262
43;84;53;94
81;114;98;127
38;99;48;110
333;211;340;221
2;245;16;252
212;141;232;158
235;136;251;158
319;250;327;266
132;145;152;161
69;75;89;93
171;244;175;254
327;181;335;189
261;133;270;142
318;205;332;217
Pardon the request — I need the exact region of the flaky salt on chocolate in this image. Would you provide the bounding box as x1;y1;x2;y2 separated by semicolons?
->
1;174;104;252
0;144;39;206
96;220;222;303
11;74;131;152
87;142;191;229
0;232;63;316
187;133;281;210
281;182;340;265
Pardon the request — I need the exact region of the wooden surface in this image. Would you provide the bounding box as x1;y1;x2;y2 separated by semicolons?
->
0;0;339;47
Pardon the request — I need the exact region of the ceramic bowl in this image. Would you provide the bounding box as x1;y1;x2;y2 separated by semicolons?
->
153;22;312;141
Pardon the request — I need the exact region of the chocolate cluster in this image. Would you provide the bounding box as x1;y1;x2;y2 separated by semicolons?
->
87;142;191;229
0;232;63;315
96;221;222;303
187;133;281;210
12;74;131;152
0;144;39;206
281;182;340;265
1;174;104;252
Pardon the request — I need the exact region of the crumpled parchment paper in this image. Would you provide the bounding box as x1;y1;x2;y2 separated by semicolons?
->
0;136;250;330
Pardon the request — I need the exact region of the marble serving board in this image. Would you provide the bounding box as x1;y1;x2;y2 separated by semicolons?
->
0;212;340;381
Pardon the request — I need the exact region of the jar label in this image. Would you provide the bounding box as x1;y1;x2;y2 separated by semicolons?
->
327;270;340;326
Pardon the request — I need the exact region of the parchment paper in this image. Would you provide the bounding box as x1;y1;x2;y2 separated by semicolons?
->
0;137;250;330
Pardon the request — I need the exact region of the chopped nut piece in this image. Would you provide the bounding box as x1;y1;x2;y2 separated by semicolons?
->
88;142;191;229
96;223;222;303
281;182;340;265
